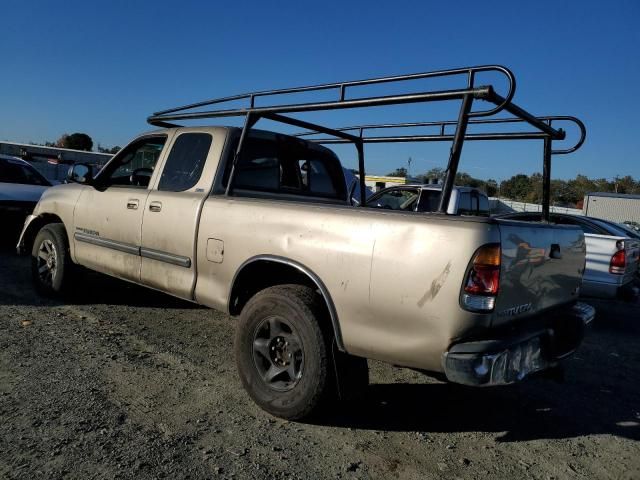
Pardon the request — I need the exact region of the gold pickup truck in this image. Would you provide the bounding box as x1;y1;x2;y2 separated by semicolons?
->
17;66;594;419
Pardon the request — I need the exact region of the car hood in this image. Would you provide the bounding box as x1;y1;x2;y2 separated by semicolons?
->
0;182;50;203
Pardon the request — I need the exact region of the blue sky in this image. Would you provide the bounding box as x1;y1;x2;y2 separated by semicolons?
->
1;0;638;181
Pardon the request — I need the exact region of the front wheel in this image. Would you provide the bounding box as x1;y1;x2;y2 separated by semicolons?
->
234;285;335;420
31;223;72;296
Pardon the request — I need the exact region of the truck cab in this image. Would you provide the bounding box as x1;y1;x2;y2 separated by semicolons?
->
16;65;595;420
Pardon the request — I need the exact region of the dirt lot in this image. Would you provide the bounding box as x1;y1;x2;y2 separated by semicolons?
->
0;246;639;480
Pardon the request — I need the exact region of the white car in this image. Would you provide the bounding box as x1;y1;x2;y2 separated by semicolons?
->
499;212;640;299
0;154;53;238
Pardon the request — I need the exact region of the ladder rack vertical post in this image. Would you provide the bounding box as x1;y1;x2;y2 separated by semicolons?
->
542;135;552;222
356;138;366;207
225;113;258;196
439;94;473;213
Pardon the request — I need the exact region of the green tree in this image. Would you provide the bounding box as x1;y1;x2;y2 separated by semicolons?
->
485;179;498;197
499;174;532;201
97;144;121;154
614;175;639;194
420;167;445;183
56;132;93;151
386;167;408;177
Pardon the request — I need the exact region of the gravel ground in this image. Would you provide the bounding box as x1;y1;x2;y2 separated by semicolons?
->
0;246;639;479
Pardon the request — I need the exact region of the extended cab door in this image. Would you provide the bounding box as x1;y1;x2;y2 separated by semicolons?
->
73;134;169;282
139;130;223;299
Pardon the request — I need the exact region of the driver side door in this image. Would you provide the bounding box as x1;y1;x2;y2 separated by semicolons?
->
72;134;171;282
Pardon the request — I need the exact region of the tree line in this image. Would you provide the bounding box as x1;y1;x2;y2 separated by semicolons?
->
33;133;120;154
386;167;640;207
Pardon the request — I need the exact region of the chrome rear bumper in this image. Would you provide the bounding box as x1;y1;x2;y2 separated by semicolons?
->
443;302;595;386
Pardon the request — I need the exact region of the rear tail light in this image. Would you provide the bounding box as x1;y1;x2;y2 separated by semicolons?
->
462;243;500;312
610;241;626;275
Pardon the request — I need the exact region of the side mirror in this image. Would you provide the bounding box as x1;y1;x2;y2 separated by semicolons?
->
67;163;93;184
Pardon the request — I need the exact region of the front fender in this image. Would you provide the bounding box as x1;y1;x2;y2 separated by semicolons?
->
16;214;39;255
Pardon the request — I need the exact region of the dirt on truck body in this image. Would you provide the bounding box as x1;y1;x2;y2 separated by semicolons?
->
18;65;593;419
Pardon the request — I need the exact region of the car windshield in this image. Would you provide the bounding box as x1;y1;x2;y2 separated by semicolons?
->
0;159;51;186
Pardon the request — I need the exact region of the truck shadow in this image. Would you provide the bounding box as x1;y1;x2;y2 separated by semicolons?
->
319;317;639;442
320;375;640;442
0;246;200;309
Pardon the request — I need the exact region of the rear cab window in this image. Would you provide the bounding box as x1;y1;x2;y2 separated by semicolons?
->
223;133;346;201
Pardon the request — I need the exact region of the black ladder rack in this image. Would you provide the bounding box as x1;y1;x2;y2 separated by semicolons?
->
147;65;586;221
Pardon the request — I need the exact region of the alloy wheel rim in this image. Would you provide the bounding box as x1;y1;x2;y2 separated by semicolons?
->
36;239;57;287
252;316;304;392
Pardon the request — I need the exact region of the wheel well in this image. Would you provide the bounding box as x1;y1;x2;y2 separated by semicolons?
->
20;214;64;254
229;258;344;349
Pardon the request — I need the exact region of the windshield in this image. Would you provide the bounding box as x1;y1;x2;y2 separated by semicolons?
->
0;159;51;186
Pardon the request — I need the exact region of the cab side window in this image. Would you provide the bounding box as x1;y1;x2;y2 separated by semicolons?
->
98;136;167;189
158;133;213;192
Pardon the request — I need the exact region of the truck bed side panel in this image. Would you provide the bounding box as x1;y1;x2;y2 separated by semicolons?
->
195;198;496;370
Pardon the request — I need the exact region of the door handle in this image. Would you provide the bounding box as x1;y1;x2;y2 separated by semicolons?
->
550;244;562;259
149;201;162;213
127;199;139;210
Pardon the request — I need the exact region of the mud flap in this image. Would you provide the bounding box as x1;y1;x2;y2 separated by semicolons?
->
331;341;369;401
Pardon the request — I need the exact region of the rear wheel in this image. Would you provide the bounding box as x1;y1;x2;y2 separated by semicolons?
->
235;285;335;420
31;223;72;296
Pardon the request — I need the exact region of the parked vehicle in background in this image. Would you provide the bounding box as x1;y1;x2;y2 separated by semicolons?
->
0;154;53;242
497;212;639;299
622;220;640;233
343;167;373;205
368;184;489;215
17;65;594;420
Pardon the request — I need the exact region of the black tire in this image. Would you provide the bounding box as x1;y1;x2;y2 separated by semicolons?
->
235;285;335;420
31;223;72;296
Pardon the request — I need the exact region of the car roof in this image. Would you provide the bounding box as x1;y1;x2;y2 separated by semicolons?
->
0;154;31;166
497;212;636;237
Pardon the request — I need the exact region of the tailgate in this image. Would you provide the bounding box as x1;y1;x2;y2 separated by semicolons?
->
493;220;585;327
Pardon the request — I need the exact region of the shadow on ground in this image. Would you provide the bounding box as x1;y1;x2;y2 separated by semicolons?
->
0;242;199;309
314;374;640;443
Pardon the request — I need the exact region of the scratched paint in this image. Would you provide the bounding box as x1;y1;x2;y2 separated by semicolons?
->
417;260;452;307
